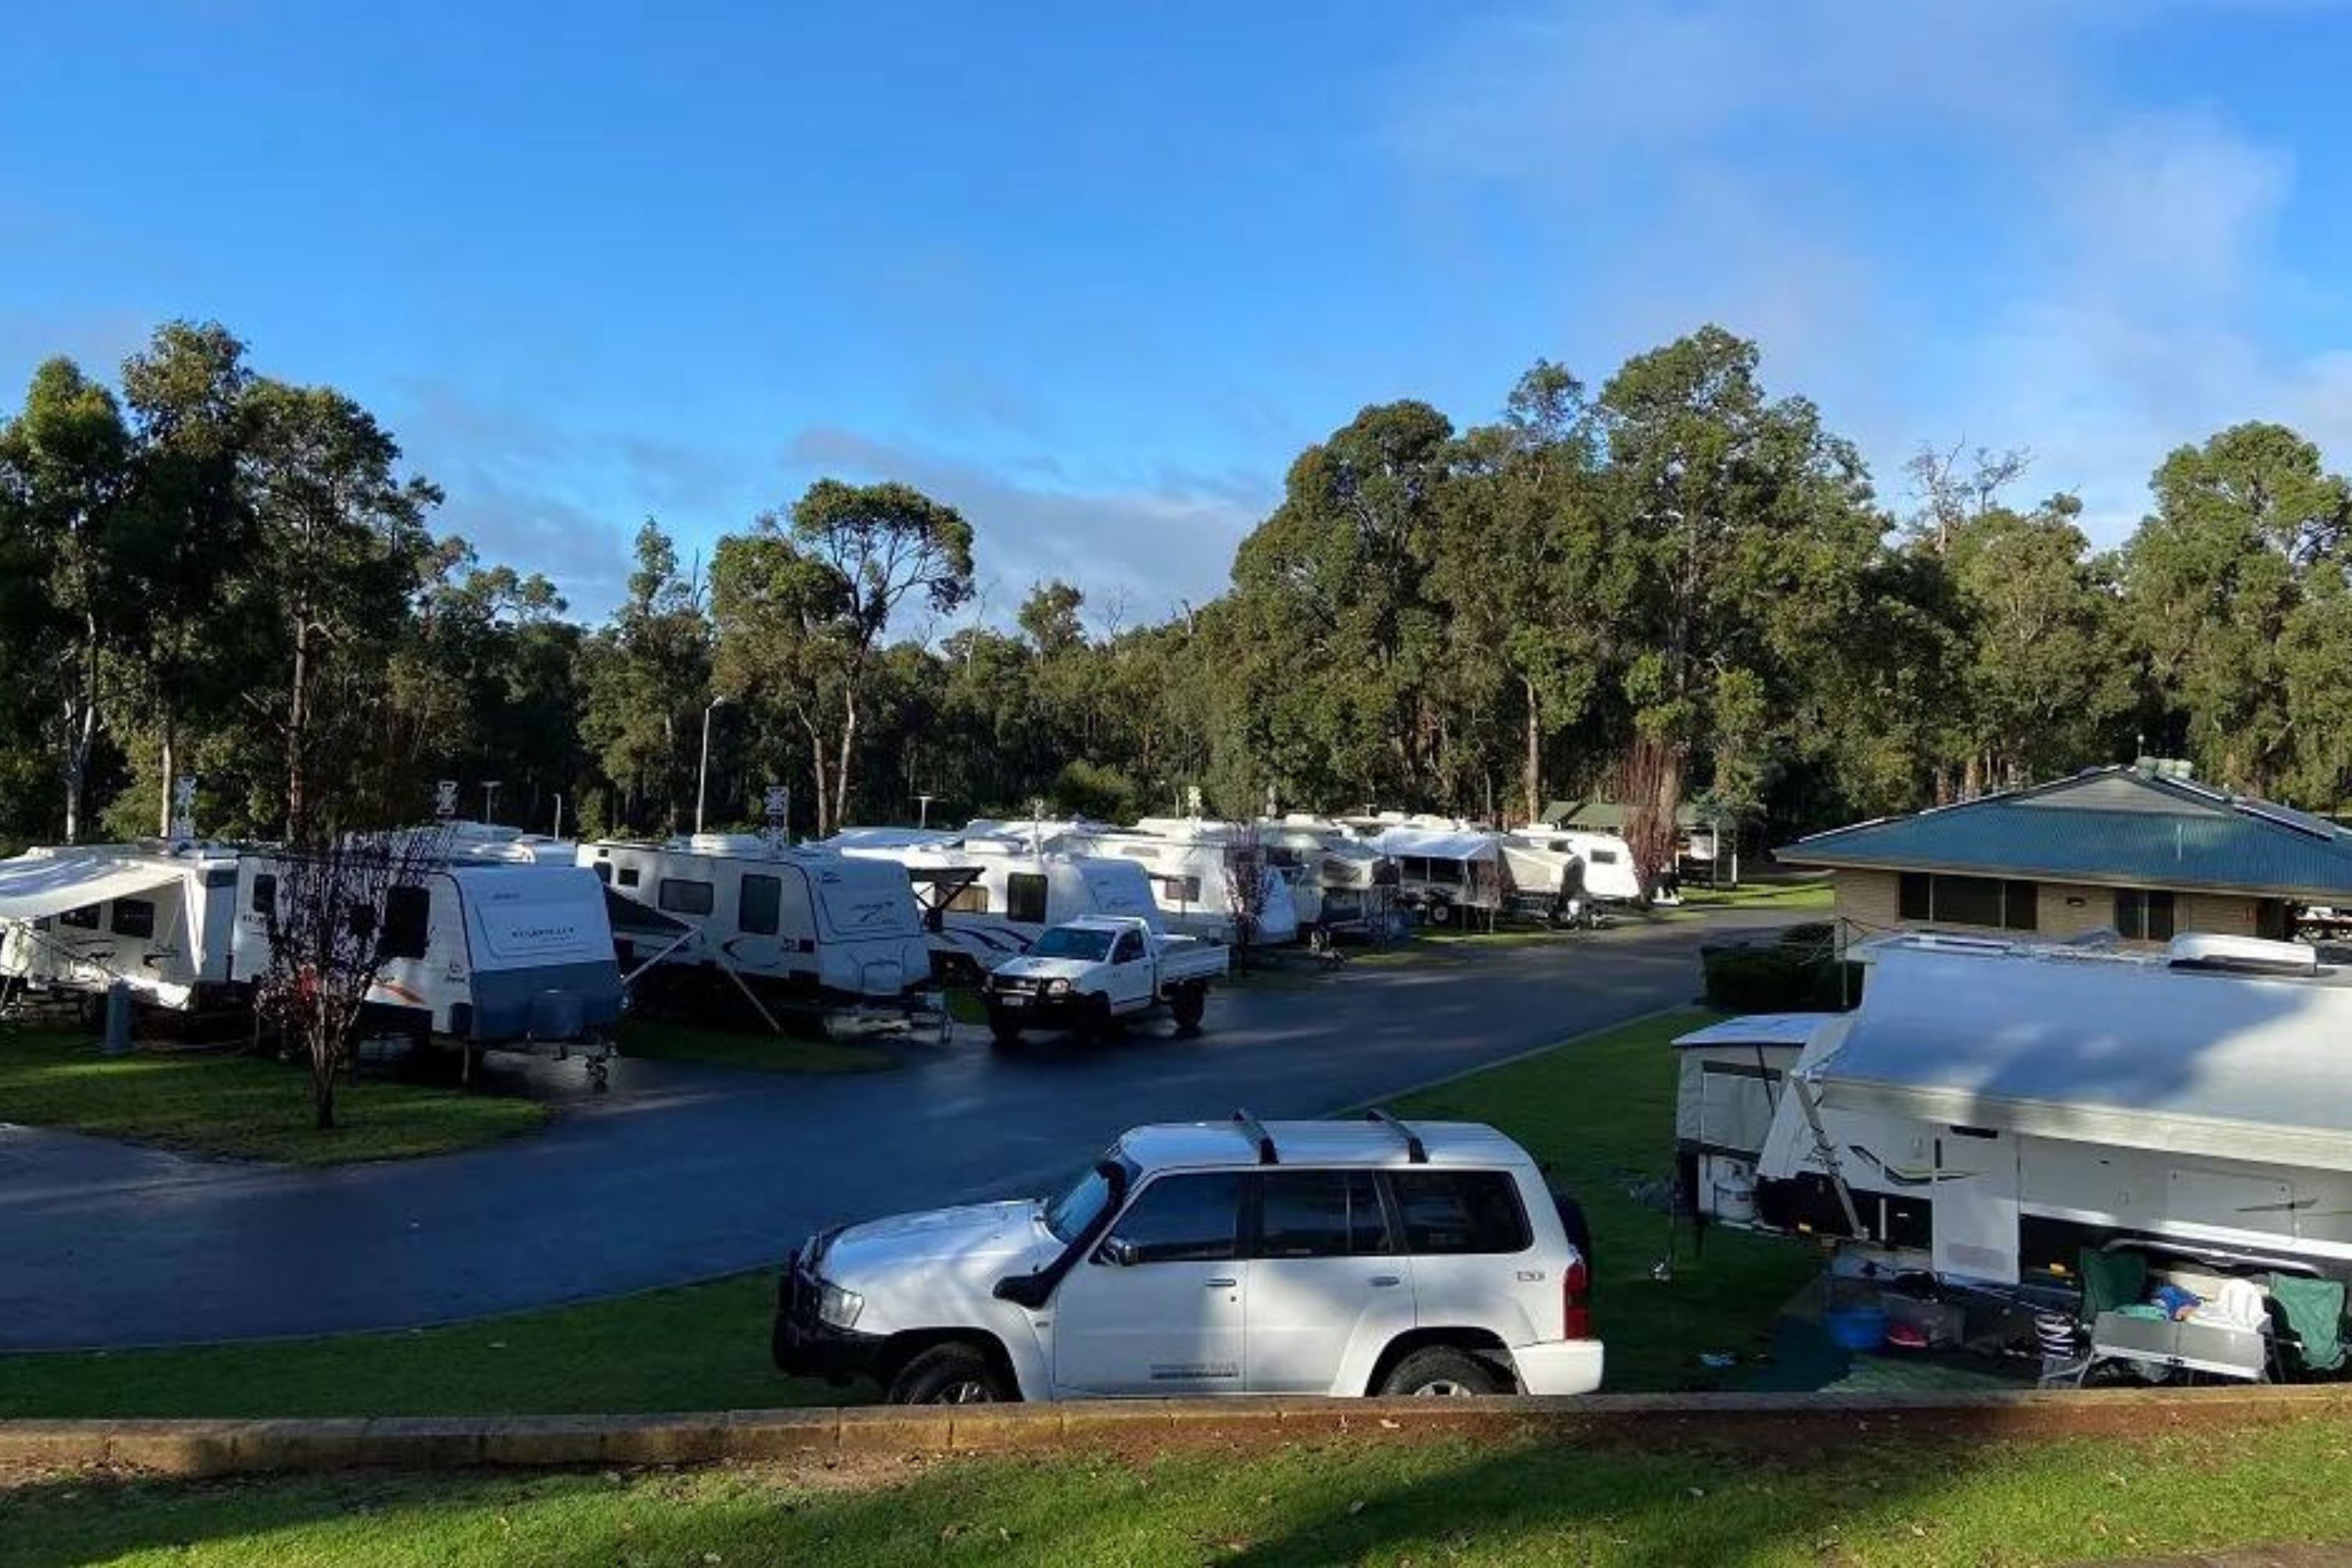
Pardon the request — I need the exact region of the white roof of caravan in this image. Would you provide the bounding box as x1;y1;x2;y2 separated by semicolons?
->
1673;1013;1834;1051
829;826;962;851
0;854;187;920
1815;947;2352;1172
1368;826;1500;862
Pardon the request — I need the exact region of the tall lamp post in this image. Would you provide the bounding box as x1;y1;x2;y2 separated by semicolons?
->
695;695;734;837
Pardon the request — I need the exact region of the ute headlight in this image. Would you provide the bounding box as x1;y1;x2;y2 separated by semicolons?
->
1047;978;1072;996
815;1280;864;1330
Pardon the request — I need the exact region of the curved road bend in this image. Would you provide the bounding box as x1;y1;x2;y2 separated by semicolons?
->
0;907;1798;1350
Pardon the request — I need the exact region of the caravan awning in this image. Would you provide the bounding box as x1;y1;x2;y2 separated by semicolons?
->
1817;947;2352;1174
1370;828;1498;862
0;857;183;921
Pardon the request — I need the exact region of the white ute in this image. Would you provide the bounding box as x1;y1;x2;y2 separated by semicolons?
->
771;1111;1602;1403
979;915;1226;1044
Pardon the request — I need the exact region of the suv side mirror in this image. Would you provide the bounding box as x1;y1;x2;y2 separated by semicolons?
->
1099;1236;1140;1267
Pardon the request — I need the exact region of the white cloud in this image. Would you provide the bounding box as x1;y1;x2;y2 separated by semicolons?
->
782;426;1269;637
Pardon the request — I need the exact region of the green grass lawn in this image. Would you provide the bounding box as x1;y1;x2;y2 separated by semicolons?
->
0;1274;847;1420
618;1018;898;1075
1389;1007;1817;1392
0;1006;1795;1417
0;1027;546;1166
12;1419;2352;1567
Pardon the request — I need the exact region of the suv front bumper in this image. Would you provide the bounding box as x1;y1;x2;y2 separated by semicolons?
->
771;1250;887;1381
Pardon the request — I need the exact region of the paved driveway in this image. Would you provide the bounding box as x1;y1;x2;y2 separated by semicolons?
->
0;909;1797;1350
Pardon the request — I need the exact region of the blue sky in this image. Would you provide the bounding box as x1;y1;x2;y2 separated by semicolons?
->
7;2;2352;625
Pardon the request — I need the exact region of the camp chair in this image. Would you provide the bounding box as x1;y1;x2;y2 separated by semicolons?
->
2267;1274;2348;1380
2040;1247;2150;1387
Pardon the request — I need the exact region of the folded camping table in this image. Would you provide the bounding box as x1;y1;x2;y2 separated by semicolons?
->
2086;1310;2269;1384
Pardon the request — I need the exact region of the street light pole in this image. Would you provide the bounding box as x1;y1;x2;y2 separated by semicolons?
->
695;696;732;837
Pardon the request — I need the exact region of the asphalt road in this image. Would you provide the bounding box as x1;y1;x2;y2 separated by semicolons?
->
0;908;1797;1350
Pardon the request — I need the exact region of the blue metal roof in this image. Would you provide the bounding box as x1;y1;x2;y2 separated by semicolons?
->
1783;768;2352;899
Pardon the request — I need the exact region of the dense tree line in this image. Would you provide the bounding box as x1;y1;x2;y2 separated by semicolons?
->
4;320;2349;882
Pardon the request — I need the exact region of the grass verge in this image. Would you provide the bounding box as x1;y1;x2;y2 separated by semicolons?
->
11;1421;2352;1566
0;1274;846;1419
0;1027;545;1166
618;1018;897;1075
1674;877;1834;911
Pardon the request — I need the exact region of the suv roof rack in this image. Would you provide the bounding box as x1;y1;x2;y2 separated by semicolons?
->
1364;1108;1428;1163
1230;1109;1278;1165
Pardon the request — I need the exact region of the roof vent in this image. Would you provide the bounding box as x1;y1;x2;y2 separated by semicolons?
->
2167;932;2318;976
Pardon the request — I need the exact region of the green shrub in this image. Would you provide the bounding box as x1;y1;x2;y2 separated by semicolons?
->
1700;941;1863;1011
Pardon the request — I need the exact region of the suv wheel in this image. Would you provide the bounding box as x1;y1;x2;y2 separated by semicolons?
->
1170;983;1206;1033
888;1342;1011;1405
986;1009;1023;1047
1380;1345;1501;1398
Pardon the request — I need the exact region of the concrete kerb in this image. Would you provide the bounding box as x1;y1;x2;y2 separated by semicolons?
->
9;1386;2352;1478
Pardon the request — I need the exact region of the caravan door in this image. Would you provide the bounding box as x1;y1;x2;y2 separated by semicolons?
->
1929;1126;2023;1284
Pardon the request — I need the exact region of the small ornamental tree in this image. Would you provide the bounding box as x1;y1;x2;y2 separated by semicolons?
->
254;821;452;1130
1222;820;1270;956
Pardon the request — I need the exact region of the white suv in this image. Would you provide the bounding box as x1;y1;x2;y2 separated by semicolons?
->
772;1111;1601;1403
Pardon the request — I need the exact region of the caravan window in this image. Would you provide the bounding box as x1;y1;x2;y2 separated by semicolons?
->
739;873;782;935
1007;872;1048;924
250;873;277;917
58;904;99;930
617;866;641;888
946;883;989;914
1399;857;1428;882
1427;858;1464;886
1588;847;1619;865
381;885;430;960
658;878;714;916
110;899;156;938
1156;874;1203;902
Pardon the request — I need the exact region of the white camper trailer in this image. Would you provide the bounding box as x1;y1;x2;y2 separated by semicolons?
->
1062;819;1301;946
1506;826;1652;906
1258;817;1401;942
830;826;1162;979
228;856;624;1053
0;843;243;1012
1670;1012;1835;1229
1362;825;1506;927
583;835;931;1007
1714;935;2352;1291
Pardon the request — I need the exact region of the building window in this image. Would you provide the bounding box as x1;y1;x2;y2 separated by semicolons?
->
1007;872;1049;924
739;873;781;936
2115;888;2176;942
110;898;156;939
381;885;431;960
1898;872;2038;931
658;878;714;916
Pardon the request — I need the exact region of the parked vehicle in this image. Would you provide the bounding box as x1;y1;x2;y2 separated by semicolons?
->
228;855;625;1066
773;1110;1601;1402
1710;932;2352;1292
582;835;931;1007
1359;824;1506;926
1258;816;1403;945
1494;838;1591;927
0;842;243;1012
1505;826;1652;906
978;915;1225;1044
829;827;1162;980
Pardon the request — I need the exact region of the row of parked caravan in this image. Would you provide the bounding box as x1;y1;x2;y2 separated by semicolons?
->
0;808;1664;1050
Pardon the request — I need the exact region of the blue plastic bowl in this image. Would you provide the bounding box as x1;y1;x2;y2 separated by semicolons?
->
1824;1305;1889;1352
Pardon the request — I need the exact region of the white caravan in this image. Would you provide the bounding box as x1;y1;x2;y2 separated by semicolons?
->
1714;934;2352;1290
583;835;931;1005
829;826;1162;979
0;843;243;1011
1668;1012;1836;1228
1505;826;1651;906
1061;819;1301;946
228;855;625;1051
